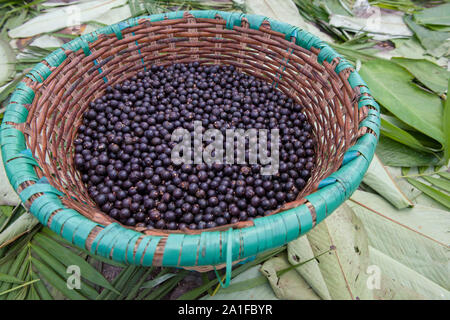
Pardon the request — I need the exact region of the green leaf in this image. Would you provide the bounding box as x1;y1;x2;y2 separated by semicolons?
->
6;249;30;299
247;0;334;42
0;247;27;298
26;284;40;300
0;39;15;87
8;0;129;38
380;118;437;153
287;203;373;300
427;24;450;32
128;0;142;16
209;250;329;299
330;42;378;63
32;233;119;294
438;171;450;179
31;257;87;300
359;59;444;144
414;3;450;27
381;114;417;133
376;136;443;167
444;79;450;164
392;57;450;95
31;244;98;299
405;178;450;209
145;270;188;300
0;204;22;233
404;15;450;58
370;247;446;300
125;267;154;300
0;152;21;207
203;266;278;300
140;273;176;289
117;268;148;299
0;213;39;248
369;0;417;13
363;154;413;209
2;7;28;31
134;268;169;300
0;272;23;284
260;253;320;300
96;266;138;300
31;270;53;300
0;279;39;297
0;76;22;106
348;190;450;292
389;38;429;61
385;167;422;199
327;0;353;16
0;229;36;266
177;246;286;300
421;176;450;192
328;11;413;39
397;167;449;211
212;273;268;295
0;205;14;218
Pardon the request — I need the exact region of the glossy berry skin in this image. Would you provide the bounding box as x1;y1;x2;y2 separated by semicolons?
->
74;63;315;230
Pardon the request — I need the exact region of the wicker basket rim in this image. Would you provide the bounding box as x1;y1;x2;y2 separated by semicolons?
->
0;10;380;272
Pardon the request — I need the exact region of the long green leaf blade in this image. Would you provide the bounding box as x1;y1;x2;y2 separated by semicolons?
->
0;272;23;284
444;79;450;164
31;257;87;300
406;179;450;209
392;57;450;95
349;190;450;292
438;171;450;179
97;266;138;300
135;268;171;300
145;270;188;300
31;270;53;300
380;118;438;153
177;246;286;300
422;176;450;192
414;3;450;27
32;244;98;299
0;279;39;297
0;247;27;298
33;233;119;294
117;268;147;300
359;59;444;144
376;136;443;167
140;272;175;289
0;213;39;248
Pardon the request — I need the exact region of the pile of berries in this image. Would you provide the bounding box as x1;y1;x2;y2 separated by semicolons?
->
73;63;315;230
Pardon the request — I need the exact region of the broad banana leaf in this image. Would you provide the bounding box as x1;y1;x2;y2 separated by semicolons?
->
370;246;449;299
244;0;334;43
203;265;278;300
0;213;38;248
260;253;320;300
373;273;425;300
0;39;15;87
363;154;413;209
8;0;128;38
348;190;450;291
0;154;20;207
287;203;374;300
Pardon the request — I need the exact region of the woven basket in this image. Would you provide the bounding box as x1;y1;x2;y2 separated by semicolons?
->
0;10;380;284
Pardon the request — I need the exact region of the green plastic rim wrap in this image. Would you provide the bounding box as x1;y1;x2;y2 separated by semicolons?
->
0;10;380;286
